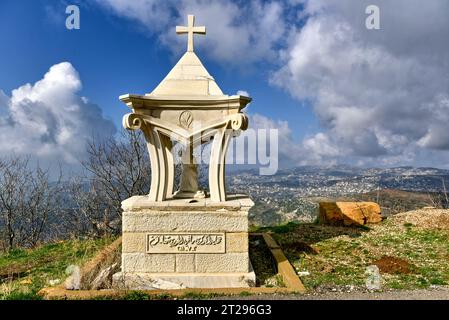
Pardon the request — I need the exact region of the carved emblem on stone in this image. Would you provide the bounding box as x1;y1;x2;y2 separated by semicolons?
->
179;111;194;129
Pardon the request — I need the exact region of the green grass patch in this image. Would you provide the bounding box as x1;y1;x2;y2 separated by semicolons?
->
0;237;116;300
271;219;449;291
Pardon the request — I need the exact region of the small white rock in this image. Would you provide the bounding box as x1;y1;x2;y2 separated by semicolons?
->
64;265;81;290
48;279;61;286
365;265;382;291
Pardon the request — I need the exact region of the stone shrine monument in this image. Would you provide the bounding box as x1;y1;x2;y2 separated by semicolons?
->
112;15;255;289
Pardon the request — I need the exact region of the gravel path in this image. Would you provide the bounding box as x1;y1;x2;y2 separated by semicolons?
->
215;286;449;300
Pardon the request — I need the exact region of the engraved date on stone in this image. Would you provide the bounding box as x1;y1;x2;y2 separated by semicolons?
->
146;233;226;253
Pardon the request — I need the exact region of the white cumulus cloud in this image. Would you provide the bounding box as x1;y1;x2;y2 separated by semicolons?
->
272;0;449;167
0;62;116;166
96;0;449;168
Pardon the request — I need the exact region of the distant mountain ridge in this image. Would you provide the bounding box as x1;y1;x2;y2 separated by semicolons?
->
228;165;449;194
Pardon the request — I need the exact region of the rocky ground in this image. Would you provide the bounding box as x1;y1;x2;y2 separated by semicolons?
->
2;208;449;300
216;286;449;300
258;208;449;293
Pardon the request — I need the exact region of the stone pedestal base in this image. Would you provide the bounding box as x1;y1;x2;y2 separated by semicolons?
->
112;194;255;290
113;271;256;290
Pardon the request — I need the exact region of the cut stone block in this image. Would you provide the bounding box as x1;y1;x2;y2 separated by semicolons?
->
319;202;382;226
113;270;256;290
122;233;146;253
121;253;175;273
175;254;195;273
226;233;248;253
195;253;250;273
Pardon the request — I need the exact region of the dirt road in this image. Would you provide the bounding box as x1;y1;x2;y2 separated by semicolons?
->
215;286;449;300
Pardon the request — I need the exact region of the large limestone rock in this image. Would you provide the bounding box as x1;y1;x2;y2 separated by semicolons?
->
319;202;382;226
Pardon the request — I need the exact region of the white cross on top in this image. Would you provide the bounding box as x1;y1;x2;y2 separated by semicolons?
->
176;15;206;52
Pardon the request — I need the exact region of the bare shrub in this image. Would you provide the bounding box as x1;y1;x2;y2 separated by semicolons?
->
63;130;152;237
0;157;62;250
427;179;449;209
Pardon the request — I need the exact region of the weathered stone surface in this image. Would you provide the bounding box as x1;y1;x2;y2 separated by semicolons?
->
121;253;175;273
226;233;248;253
122;195;253;211
122;211;248;233
90;263;118;290
113;272;186;290
122;233;146;253
319;202;382;226
79;237;122;290
176;254;195;273
195;253;250;273
112;271;256;290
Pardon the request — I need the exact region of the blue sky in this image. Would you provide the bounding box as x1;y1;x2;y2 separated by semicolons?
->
1;0;449;170
0;0;317;137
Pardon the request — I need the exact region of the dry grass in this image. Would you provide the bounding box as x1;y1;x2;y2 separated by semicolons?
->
0;237;116;300
269;209;449;291
392;209;449;230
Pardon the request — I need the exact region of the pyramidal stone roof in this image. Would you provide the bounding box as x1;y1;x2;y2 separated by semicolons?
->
149;51;224;97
